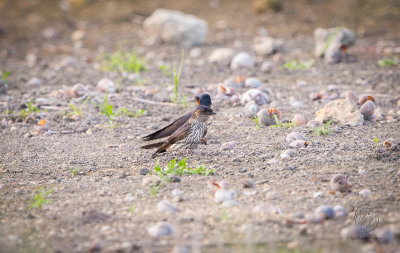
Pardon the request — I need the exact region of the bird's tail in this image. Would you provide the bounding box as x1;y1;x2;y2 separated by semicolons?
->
141;142;165;149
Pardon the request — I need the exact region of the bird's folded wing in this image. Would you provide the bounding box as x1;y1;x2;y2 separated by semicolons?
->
152;123;191;157
142;113;192;141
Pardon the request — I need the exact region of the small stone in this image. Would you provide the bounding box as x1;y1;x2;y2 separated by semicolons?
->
313;192;324;198
334;205;348;217
208;48;234;63
253;0;283;13
341;226;371;241
66;83;87;98
306;214;324;223
266;158;278;165
257;109;275;126
243;179;255;188
170;176;181;183
221;200;238;208
374;107;384;120
172;189;183;196
189;48;202;58
241;89;269;106
252;203;280;214
224;77;245;88
253;36;282;56
260;61;274;73
97;78;116;93
358;169;366;174
280;149;295;159
315;99;364;126
231;52;255;70
72;29;85;41
358;95;375;105
330;174;351;193
239;168;247;173
359;189;371;196
0;80;7;94
314;205;335;219
214;189;236;204
292;114;306;126
360;100;376;121
171;245;190;253
157;199;179;213
289;140;308;149
286;132;307;143
289;97;303;108
207;180;231;192
244;101;260;118
142;176;161;187
297;80;307;87
27;77;42;86
384;138;398;150
306;120;321;128
220;141;237;151
344;91;357;102
140;168;150;175
314;27;355;59
245;78;262;88
148;222;173;237
373;228;394;244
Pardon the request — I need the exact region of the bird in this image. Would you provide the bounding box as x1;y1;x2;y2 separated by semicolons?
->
142;93;212;143
141;105;216;158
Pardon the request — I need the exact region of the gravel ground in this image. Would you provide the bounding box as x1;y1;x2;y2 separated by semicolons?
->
0;0;400;252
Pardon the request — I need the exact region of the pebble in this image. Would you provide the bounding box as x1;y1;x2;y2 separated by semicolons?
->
0;80;7;94
384;138;398;149
329;174;351;193
231;52;255;70
224;77;245;88
148;222;173;237
97;78;116;93
189;48;202;58
214;189;236;204
241;89;269;106
280;149;295;159
313;192;324;198
286;132;307;143
172;189;183;197
289;97;303;108
358;169;366;174
140;168;150;175
373;228;394;244
221;200;238;208
292;114;306;126
253;36;281;56
266;158;278;165
142;176;161;187
66;83;87;98
306;120;321;128
239;168;247;173
257;109;275;126
358;95;375;105
296;80;307;87
334;205;348;217
341;225;370;241
344;90;357;102
171;245;190;253
314;205;335;219
220;141;237;151
207;180;230;192
260;61;274;73
72;29;86;41
359;189;371;196
360;100;376;120
306;214;324;224
244;101;260;118
245;78;262;88
27;77;42;86
208;48;234;63
157;199;179;213
252;203;280;214
289;140;308;148
243;179;256;188
170;176;181;183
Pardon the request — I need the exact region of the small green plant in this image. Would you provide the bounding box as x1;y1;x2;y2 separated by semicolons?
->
254;114;261;129
101;48;145;75
129;204;135;213
154;157;214;182
29;186;53;210
269;115;295;128
96;92;145;126
312;119;333;136
283;60;314;70
159;65;172;77
19;101;40;119
67;96;90;117
1;71;11;82
169;50;187;106
377;58;398;67
71;168;80;176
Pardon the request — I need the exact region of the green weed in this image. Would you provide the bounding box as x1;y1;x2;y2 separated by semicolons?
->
312;120;333;136
254;114;262;129
269;115;295;128
377;58;398;67
67;96;90;117
19;101;40;119
170;50;187;106
1;71;11;82
159;65;172;77
101;48;145;75
283;60;314;70
29;186;52;210
154;157;214;182
71;168;80;176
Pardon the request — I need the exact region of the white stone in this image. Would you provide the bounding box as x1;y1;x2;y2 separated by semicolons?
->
245;78;262;88
241;89;269;106
157;199;179;213
208;48;234;63
231;52;255;70
253;36;282;56
315;99;364;126
148;222;173;237
214;189;236;204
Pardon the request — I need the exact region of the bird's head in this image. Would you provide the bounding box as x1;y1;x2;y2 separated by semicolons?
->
195;93;212;107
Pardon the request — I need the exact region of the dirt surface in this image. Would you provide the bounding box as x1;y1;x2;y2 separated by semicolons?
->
1;0;400;252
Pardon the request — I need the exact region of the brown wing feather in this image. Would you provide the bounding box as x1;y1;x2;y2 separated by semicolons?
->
141;142;165;149
142;113;192;141
152;123;191;158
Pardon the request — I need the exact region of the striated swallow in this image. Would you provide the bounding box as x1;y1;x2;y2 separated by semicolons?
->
141;105;216;158
142;93;212;142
